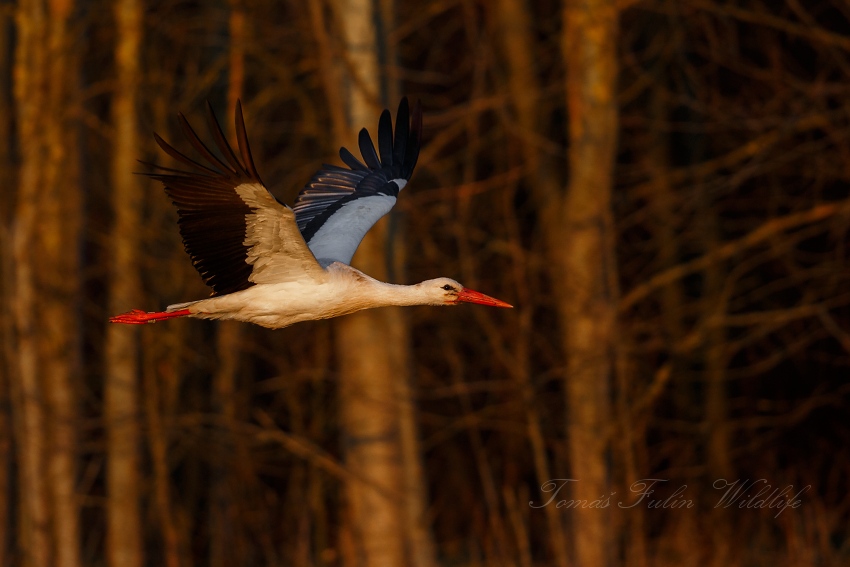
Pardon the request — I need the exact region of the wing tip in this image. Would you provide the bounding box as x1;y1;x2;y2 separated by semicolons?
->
148;100;263;187
344;97;424;177
234;99;263;183
404;97;423;178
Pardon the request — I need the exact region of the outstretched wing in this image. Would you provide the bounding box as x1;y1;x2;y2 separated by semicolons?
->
144;101;327;297
293;97;422;266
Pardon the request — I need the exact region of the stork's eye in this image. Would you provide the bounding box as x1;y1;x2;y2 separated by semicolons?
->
442;284;455;291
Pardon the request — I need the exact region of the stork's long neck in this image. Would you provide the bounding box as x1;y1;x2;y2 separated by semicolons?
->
332;264;436;308
361;278;434;307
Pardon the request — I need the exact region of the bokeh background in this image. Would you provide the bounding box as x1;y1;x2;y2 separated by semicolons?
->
1;0;850;566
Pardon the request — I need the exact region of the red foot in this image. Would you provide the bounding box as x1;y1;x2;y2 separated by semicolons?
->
109;308;191;325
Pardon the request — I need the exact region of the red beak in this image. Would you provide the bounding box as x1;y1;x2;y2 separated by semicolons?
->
456;288;513;308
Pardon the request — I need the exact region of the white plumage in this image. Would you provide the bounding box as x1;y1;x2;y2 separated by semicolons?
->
110;98;511;329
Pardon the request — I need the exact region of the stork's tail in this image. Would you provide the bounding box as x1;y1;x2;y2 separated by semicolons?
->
109;308;191;325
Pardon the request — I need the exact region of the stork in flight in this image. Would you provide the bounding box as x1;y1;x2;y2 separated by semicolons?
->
110;98;512;329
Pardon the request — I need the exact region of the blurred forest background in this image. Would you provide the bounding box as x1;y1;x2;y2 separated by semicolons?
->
1;0;850;566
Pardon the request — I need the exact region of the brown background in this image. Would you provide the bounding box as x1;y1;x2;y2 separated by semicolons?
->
1;0;849;566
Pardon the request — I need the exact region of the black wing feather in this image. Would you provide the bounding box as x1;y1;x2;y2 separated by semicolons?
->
152;132;219;175
206;101;245;175
145;102;266;296
293;97;423;245
235;101;263;180
177;112;236;175
358;128;381;169
378;109;393;166
405;100;422;175
392;98;409;166
339;147;368;171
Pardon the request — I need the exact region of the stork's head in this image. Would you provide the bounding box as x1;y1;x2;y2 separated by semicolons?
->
425;278;513;308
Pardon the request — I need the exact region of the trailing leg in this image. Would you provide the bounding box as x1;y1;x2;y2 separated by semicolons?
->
109;308;191;324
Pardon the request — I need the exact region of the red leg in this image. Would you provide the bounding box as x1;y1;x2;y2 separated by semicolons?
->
109;308;191;324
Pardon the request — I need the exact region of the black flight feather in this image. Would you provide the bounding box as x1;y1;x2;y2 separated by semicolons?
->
143;101;266;297
293;97;423;243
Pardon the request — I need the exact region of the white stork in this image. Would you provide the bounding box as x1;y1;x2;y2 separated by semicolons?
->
110;98;512;329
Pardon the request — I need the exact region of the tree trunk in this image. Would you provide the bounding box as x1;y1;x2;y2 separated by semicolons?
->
491;0;571;564
560;1;619;565
143;352;182;567
12;2;83;566
312;0;431;564
0;12;13;562
374;1;436;565
105;1;144;566
696;140;734;567
210;6;249;563
42;2;82;566
11;3;50;564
